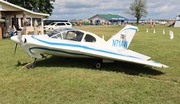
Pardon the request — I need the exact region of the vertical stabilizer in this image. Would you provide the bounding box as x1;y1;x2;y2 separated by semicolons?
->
107;25;137;51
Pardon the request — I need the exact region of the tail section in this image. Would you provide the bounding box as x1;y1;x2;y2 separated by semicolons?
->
107;25;138;50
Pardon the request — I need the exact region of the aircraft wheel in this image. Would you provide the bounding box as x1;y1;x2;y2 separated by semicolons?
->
26;62;35;69
95;62;102;69
26;59;37;69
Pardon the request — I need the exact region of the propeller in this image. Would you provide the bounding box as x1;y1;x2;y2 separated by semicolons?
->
11;24;28;58
14;43;18;55
11;25;22;55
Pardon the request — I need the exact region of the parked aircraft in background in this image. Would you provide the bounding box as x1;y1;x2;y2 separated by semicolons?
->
11;25;168;69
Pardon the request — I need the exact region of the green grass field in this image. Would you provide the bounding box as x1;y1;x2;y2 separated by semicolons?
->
0;24;180;103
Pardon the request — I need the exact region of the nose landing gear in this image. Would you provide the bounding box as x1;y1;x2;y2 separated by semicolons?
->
26;58;37;69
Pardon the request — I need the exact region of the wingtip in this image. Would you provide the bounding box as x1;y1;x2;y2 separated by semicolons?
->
162;65;169;68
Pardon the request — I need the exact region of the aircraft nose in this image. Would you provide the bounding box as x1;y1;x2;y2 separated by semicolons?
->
10;35;20;44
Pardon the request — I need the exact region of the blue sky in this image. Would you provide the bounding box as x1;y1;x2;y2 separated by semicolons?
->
48;0;180;20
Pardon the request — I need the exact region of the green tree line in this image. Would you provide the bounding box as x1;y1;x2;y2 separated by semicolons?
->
5;0;55;15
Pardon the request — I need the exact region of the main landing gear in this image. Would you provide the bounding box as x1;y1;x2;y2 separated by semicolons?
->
93;59;114;69
93;60;103;69
95;62;102;69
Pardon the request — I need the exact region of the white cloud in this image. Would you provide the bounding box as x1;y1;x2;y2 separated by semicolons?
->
49;0;180;20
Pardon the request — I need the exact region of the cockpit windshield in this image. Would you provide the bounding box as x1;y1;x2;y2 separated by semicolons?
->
47;29;62;39
48;28;84;41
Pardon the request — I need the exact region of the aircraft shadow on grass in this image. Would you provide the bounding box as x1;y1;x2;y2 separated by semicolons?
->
17;56;164;76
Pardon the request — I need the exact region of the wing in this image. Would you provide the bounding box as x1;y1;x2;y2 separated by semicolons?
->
80;48;168;68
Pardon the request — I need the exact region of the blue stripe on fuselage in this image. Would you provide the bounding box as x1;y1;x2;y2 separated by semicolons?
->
29;47;92;57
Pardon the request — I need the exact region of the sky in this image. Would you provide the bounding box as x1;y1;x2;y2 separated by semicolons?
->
48;0;180;20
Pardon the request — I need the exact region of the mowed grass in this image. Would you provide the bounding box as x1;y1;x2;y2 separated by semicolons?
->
0;24;180;103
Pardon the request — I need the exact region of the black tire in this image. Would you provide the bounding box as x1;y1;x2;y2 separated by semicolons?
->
95;62;102;69
94;60;102;69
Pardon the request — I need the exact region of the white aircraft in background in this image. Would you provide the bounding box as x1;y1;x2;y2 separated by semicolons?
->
11;25;168;69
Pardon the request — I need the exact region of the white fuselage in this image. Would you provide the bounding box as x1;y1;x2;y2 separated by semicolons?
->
16;35;117;59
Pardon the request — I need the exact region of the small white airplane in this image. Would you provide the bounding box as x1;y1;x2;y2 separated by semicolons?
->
11;25;169;69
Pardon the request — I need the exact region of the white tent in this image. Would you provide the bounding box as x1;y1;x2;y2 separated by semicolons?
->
174;16;180;27
174;21;180;27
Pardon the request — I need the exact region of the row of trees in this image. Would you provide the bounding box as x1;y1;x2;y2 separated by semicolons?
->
5;0;147;25
5;0;55;15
